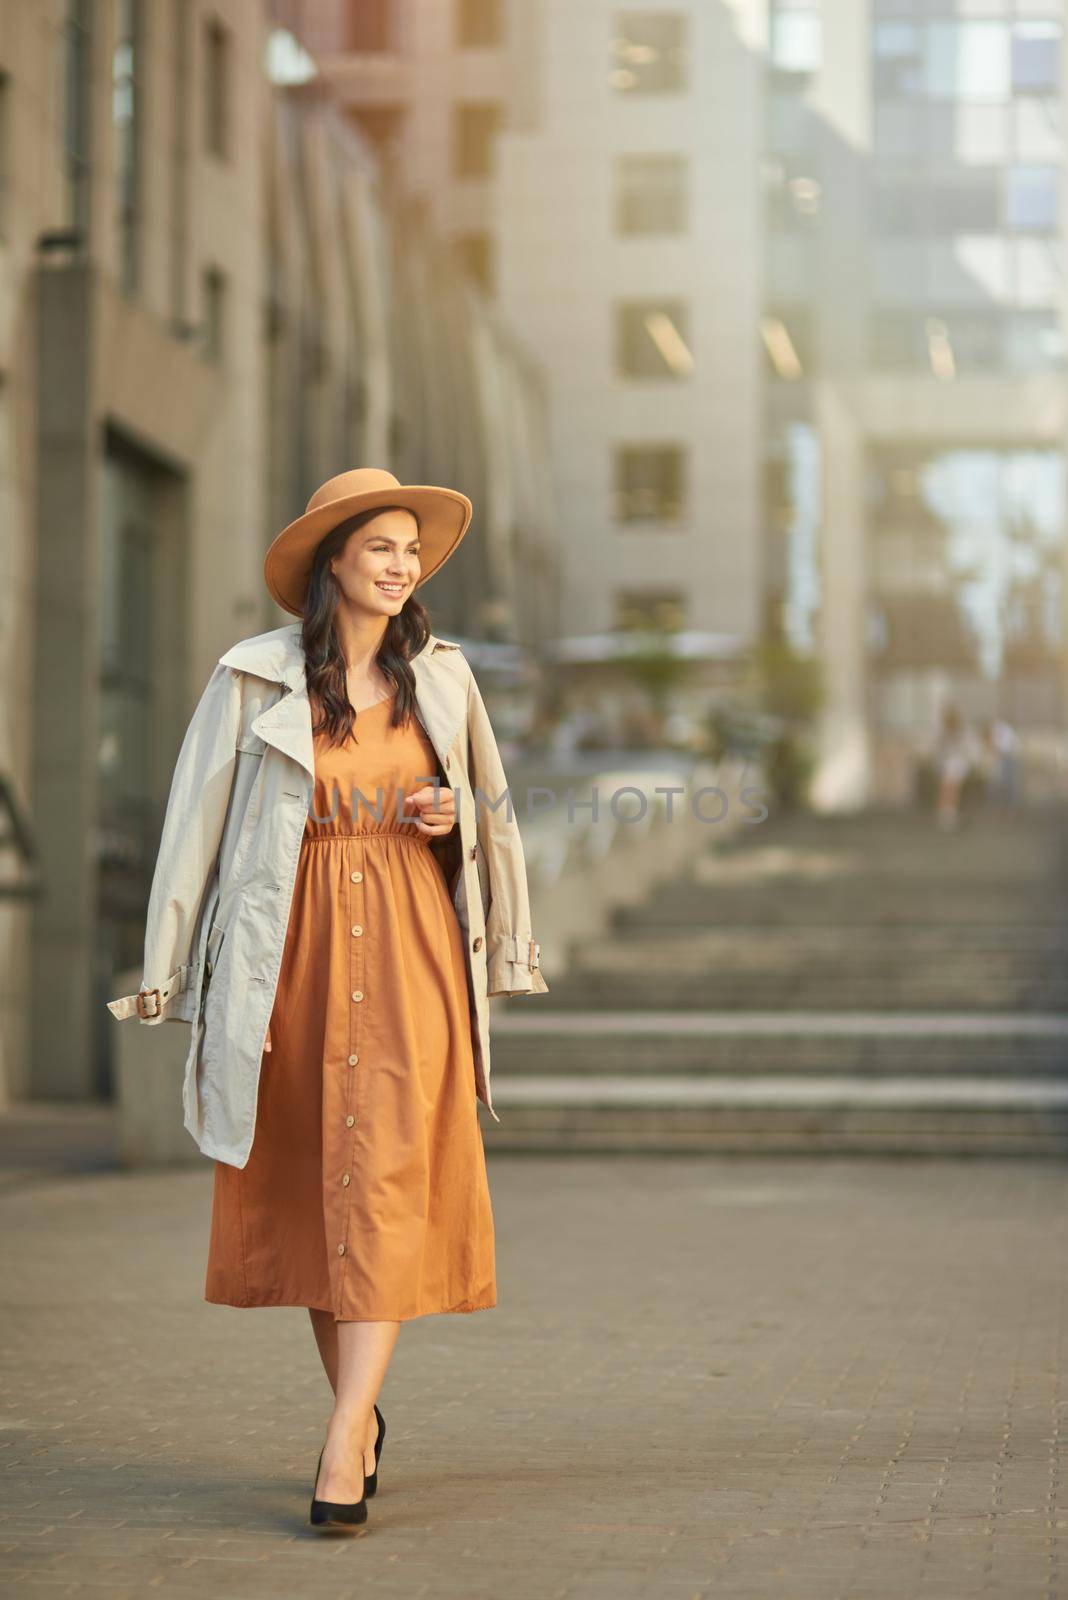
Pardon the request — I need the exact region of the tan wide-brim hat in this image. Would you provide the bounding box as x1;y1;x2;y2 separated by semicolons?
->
263;466;473;617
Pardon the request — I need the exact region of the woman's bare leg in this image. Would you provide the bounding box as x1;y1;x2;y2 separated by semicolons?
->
308;1310;388;1476
938;773;960;828
309;1308;340;1391
312;1315;400;1502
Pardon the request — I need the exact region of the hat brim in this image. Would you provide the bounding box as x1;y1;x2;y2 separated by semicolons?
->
263;485;473;617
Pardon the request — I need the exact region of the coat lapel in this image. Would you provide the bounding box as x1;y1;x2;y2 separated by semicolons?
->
217;622;467;784
410;640;467;774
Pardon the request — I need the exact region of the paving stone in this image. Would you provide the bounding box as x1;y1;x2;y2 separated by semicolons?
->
1;1152;1067;1596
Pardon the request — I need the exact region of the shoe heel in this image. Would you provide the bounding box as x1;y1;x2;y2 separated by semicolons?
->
310;1442;367;1529
364;1403;386;1498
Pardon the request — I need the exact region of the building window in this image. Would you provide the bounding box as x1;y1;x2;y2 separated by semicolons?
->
770;3;822;76
614;445;687;521
764;148;823;234
867;442;1065;714
926;21;1009;102
870;307;1065;375
346;104;405;182
1006;165;1059;234
454;232;495;295
204;18;230;159
112;0;142;297
343;0;393;52
616;300;693;379
614;590;687;631
873;173;999;235
873;19;1061;102
873;20;920;97
763;421;821;656
1015;98;1061;162
63;0;92;243
202;266;226;361
1004;309;1065;371
1011;21;1060;96
615;154;687;235
610;13;687;94
453;103;500;179
456;0;503;49
761;308;811;378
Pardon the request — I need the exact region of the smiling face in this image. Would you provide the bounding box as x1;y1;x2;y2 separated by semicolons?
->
329;506;422;616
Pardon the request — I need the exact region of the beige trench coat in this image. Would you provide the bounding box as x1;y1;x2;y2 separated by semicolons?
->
106;622;548;1168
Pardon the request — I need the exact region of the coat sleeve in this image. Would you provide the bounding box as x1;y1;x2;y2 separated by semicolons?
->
106;661;242;1025
465;664;549;999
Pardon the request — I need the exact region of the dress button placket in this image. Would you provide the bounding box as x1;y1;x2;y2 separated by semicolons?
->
338;840;364;1297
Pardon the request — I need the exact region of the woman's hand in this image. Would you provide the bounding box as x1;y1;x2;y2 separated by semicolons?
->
402;783;457;838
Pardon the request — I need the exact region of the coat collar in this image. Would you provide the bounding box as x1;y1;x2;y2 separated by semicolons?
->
217;621;467;784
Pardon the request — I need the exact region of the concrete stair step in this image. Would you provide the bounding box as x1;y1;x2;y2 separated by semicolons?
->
483;1074;1068;1156
538;975;1068;1011
488;1011;1068;1076
583;925;1068;955
617;899;1062;929
505;806;1068;1151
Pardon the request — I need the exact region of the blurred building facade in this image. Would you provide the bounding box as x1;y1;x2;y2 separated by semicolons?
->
499;1;766;656
302;0;765;750
271;0;558;651
303;0;1068;807
761;0;1067;805
0;1;555;1111
1;0;269;1112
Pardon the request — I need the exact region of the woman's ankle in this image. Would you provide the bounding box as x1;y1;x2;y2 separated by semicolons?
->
327;1405;369;1442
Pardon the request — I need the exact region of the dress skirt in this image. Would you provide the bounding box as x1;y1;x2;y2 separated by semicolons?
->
203;689;497;1321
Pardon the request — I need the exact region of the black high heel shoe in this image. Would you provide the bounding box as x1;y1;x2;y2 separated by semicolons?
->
364;1403;386;1498
310;1441;367;1529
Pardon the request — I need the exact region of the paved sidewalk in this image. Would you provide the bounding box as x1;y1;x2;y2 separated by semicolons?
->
1;1151;1067;1599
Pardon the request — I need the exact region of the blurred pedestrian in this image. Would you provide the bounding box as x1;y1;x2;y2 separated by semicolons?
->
933;703;978;831
981;716;1020;810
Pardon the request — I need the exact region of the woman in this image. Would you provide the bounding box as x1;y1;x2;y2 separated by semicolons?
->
933;703;978;831
106;467;549;1531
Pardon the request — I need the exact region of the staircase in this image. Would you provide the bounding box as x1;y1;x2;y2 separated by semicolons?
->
486;804;1068;1154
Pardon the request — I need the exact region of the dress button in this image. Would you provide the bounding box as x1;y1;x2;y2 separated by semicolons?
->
350;870;362;883
342;1174;350;1186
348;1053;359;1066
351;924;363;936
351;990;363;1002
345;1114;355;1127
337;1243;346;1255
473;936;483;951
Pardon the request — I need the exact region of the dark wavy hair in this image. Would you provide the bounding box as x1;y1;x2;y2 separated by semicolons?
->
300;505;432;748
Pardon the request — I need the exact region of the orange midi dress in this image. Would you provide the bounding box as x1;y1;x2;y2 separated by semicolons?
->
203;689;497;1322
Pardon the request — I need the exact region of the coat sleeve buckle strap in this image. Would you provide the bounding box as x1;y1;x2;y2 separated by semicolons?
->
135;987;162;1020
107;963;193;1023
503;936;541;970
